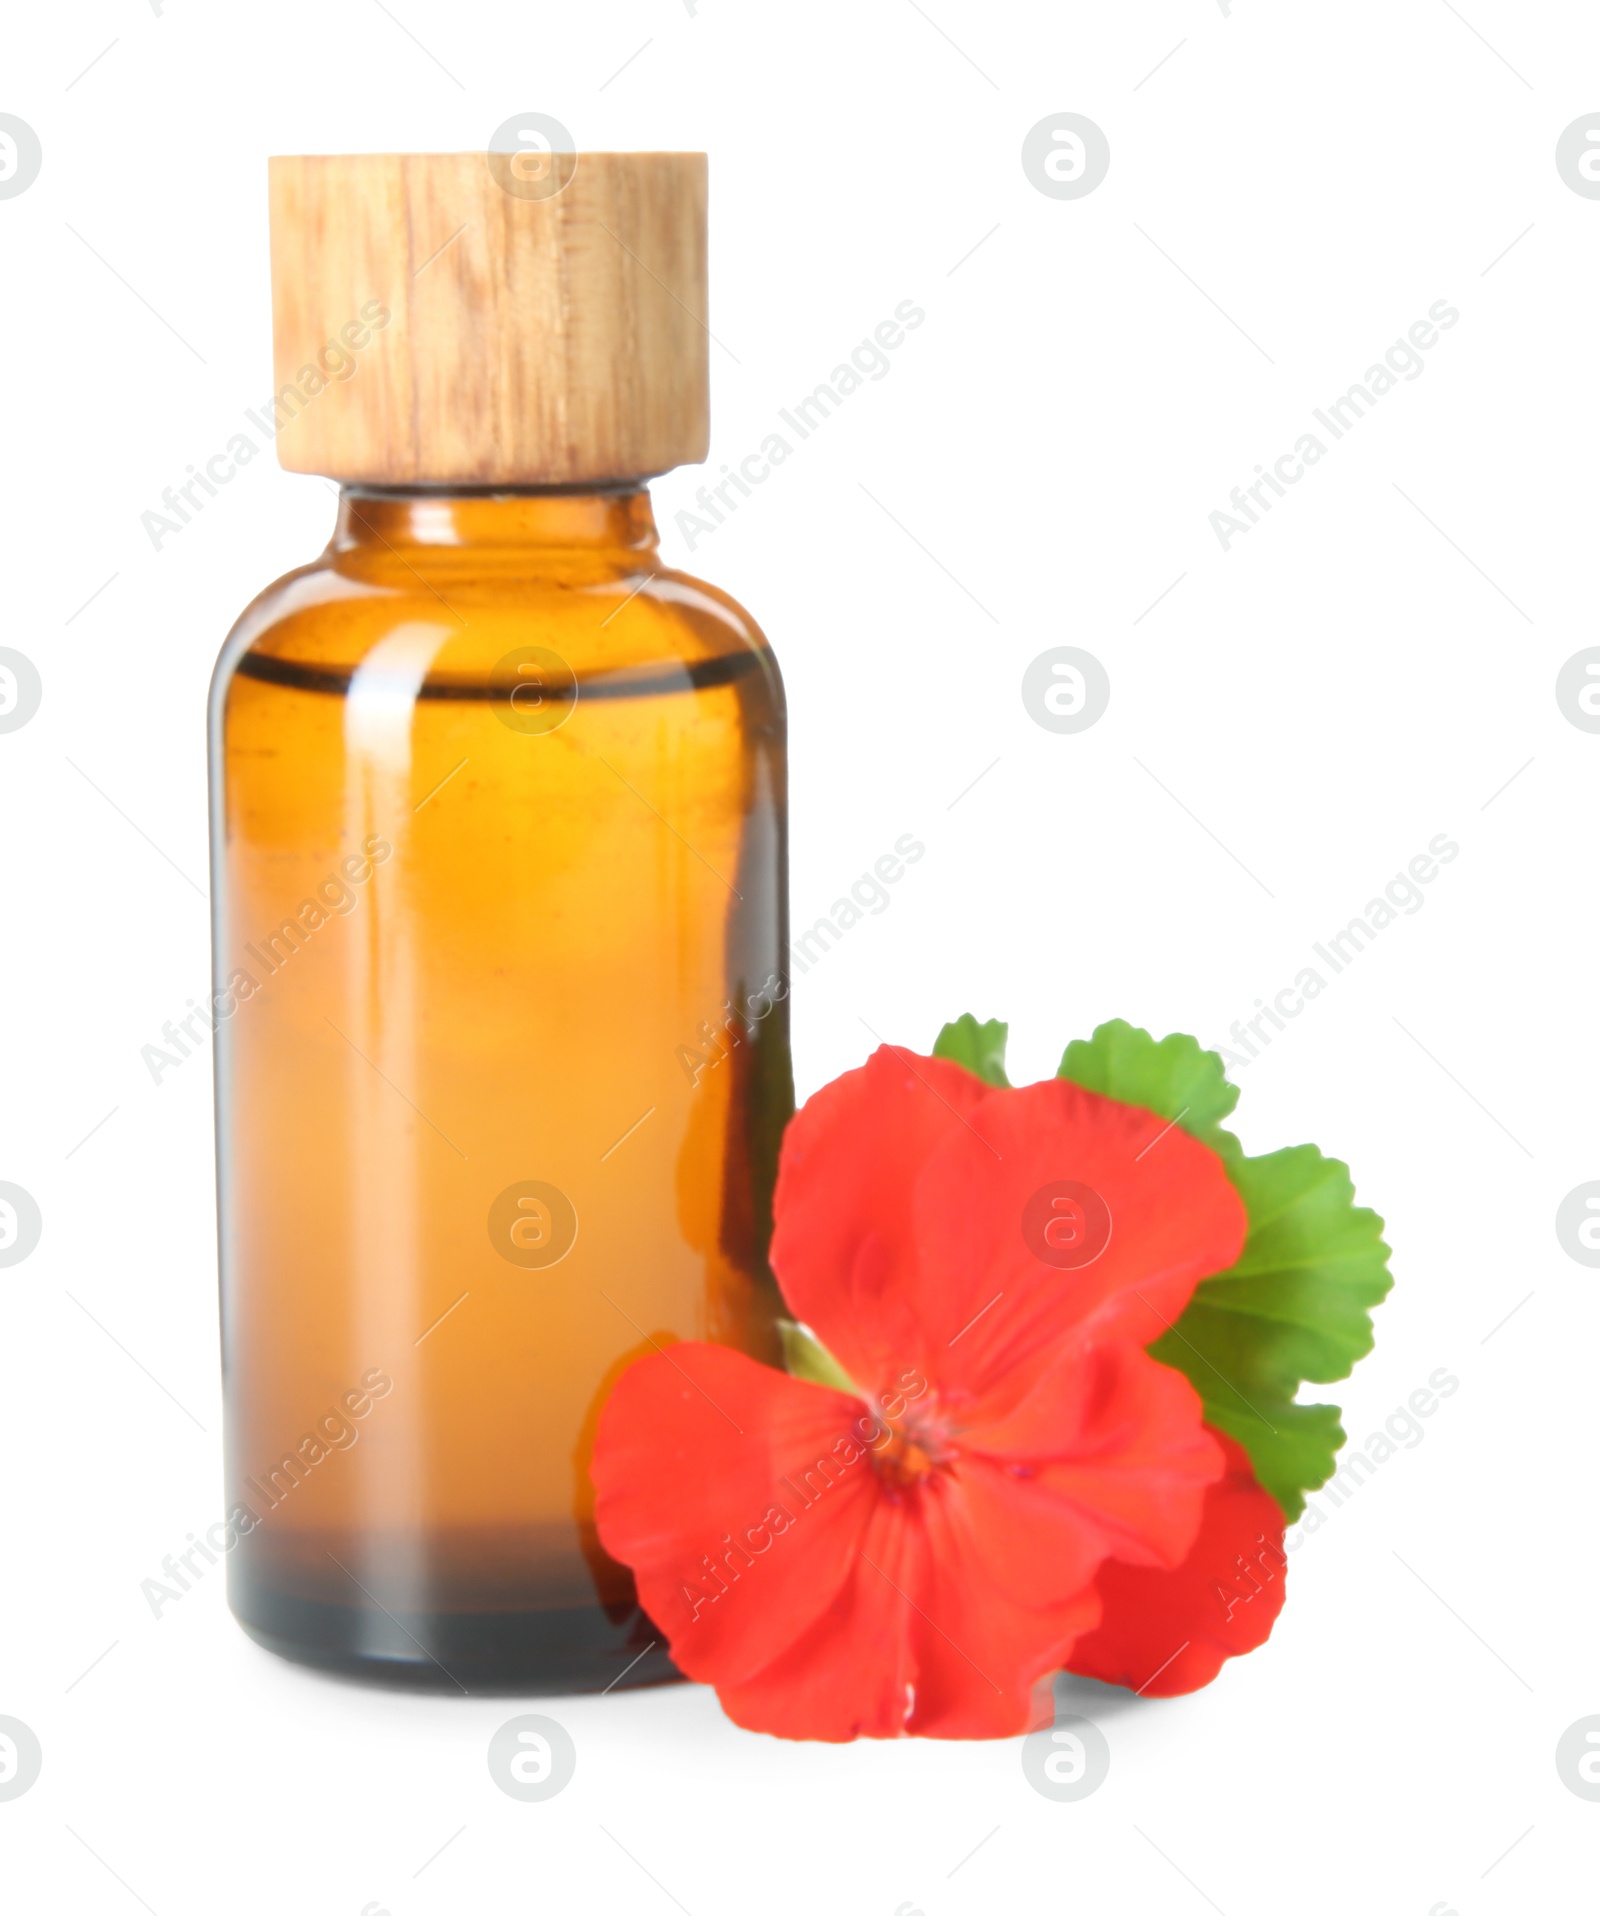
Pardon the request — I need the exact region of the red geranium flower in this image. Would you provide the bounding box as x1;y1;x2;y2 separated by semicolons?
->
1065;1432;1288;1696
591;1046;1252;1740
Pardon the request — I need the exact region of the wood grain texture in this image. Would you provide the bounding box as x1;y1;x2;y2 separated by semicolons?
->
267;152;710;484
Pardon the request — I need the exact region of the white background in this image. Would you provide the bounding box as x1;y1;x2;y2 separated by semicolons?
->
2;1;1595;1911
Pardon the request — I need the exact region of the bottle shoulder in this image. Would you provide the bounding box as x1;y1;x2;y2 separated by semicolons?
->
214;549;780;701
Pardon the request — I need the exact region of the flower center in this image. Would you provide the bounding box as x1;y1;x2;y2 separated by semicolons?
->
870;1409;952;1493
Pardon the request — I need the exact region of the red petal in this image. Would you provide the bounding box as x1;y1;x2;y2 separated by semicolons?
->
971;1341;1224;1571
770;1047;990;1395
903;1473;1103;1738
771;1052;1247;1421
714;1494;922;1741
591;1344;876;1688
714;1467;1102;1742
905;1077;1247;1413
1064;1433;1288;1695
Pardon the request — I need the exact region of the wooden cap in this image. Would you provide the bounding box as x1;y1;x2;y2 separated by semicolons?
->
267;152;710;485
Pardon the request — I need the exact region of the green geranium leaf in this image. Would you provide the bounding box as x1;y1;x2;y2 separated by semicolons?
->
1054;1020;1393;1522
1056;1017;1238;1153
778;1319;862;1396
932;1014;1011;1087
1146;1144;1392;1519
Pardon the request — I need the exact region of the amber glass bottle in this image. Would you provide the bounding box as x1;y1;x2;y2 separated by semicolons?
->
210;153;790;1689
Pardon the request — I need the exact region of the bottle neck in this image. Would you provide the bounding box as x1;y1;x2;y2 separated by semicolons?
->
330;484;661;563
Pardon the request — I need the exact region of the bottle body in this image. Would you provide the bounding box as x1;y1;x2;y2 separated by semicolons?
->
209;488;789;1688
